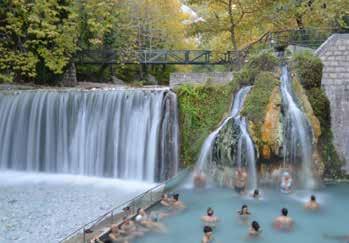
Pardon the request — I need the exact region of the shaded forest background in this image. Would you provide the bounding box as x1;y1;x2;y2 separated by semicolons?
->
0;0;348;85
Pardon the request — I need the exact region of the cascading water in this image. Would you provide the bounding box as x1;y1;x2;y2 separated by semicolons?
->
280;66;315;188
235;116;257;190
196;86;257;189
0;88;179;182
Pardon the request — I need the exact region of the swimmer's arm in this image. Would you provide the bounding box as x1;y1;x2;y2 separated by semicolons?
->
109;233;118;240
90;236;103;243
160;201;170;207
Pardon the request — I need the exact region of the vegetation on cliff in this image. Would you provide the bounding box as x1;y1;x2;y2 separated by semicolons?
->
175;81;238;166
292;51;344;178
238;50;280;150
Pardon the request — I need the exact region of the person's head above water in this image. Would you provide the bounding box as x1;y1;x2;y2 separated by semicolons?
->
203;225;213;235
310;195;316;202
253;189;259;197
239;204;249;215
251;221;260;232
207;207;214;216
173;193;179;201
281;208;288;216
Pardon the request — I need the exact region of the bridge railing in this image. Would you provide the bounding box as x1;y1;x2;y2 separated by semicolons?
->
60;167;192;243
74;28;345;67
268;28;343;49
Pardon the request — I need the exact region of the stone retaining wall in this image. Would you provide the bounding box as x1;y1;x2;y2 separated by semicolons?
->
170;72;233;86
316;34;349;171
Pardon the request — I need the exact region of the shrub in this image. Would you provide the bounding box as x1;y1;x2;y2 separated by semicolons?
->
292;51;323;89
175;81;238;166
241;72;279;126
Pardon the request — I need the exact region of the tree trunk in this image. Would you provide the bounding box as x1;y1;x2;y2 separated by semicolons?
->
228;0;238;51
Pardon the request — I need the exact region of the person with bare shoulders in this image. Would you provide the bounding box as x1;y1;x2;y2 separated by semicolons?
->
234;168;248;195
194;169;207;188
201;207;219;226
120;217;144;238
172;194;185;209
237;204;251;224
135;208;166;232
202;226;213;243
108;224;129;243
304;195;320;210
274;208;293;231
248;221;262;238
160;193;172;207
280;172;293;194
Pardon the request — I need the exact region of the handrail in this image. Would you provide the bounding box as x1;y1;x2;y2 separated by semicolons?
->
60;166;192;242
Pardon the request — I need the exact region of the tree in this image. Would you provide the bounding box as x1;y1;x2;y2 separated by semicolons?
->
0;0;79;83
188;0;271;51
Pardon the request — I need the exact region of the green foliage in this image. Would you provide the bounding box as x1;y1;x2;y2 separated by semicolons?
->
234;49;279;86
0;0;79;83
293;51;344;178
306;88;330;129
306;87;345;178
175;81;238;166
246;49;280;72
0;73;14;83
241;72;279;135
292;51;323;89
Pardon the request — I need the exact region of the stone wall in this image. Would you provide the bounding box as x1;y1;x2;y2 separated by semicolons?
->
169;72;233;87
315;34;349;172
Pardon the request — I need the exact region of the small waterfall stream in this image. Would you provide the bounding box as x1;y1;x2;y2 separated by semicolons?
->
196;86;257;189
0;88;179;182
235;116;257;190
280;66;315;188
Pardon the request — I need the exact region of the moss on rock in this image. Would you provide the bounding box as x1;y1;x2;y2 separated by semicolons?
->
292;51;323;89
292;75;321;142
234;49;279;86
291;51;344;178
241;72;280;148
175;81;238;166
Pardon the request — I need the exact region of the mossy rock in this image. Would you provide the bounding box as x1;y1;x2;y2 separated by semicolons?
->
292;76;321;142
292;51;323;89
241;72;280;148
290;51;344;179
306;87;344;178
175;81;238;166
233;49;279;86
246;49;280;72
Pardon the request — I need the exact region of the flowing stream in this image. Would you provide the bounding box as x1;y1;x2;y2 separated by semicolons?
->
196;86;257;189
280;66;315;188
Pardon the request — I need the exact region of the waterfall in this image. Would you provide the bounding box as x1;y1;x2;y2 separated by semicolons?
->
0;88;179;182
280;66;315;188
196;86;257;189
235;117;257;190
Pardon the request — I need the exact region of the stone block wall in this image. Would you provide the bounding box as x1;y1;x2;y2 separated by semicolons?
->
316;34;349;171
169;72;233;87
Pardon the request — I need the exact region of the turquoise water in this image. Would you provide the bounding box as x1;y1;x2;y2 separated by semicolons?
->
135;184;349;243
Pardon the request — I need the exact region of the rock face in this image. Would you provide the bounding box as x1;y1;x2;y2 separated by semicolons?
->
260;87;283;159
209;118;240;187
316;34;349;172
